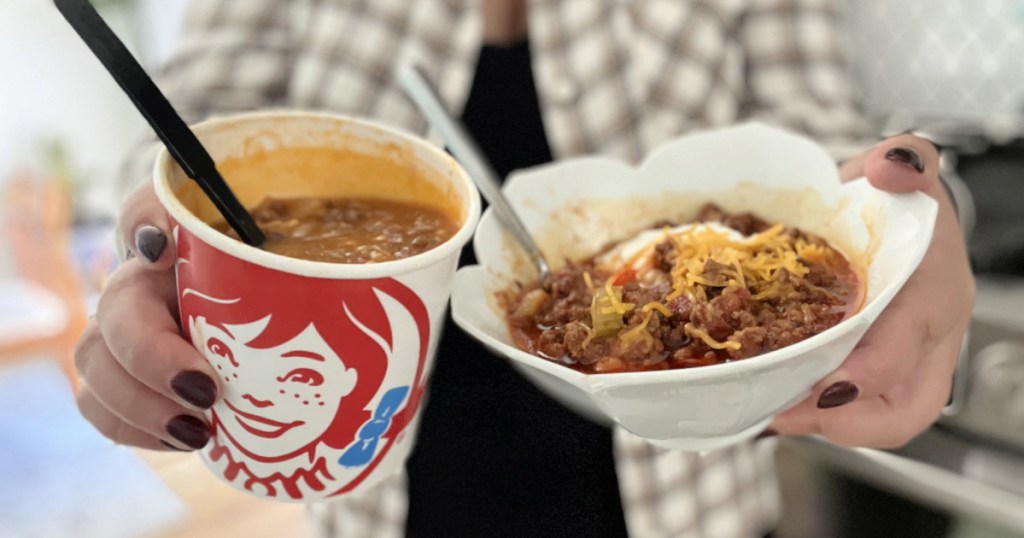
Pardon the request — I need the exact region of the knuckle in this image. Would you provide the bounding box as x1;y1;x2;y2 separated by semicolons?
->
109;381;152;423
100;263;137;296
72;323;101;374
76;391;119;441
95;268;136;322
111;419;138;447
117;336;149;376
74;389;92;419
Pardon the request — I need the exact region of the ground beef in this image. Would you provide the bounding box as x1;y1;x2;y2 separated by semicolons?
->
504;204;861;373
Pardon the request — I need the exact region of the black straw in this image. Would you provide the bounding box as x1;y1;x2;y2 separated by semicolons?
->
53;0;265;246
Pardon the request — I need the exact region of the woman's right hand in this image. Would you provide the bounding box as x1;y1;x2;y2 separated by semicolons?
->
74;183;220;451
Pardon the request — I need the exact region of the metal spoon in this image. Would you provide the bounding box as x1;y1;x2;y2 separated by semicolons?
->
397;63;552;288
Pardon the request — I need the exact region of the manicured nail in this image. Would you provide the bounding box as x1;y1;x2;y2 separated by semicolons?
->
160;440;192;452
134;225;167;262
756;428;778;440
171;370;217;409
166;415;210;450
817;381;859;409
884;147;924;173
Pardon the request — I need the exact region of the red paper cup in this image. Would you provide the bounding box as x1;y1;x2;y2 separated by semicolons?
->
152;111;480;502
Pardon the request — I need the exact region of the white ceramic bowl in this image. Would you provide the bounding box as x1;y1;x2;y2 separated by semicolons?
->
451;123;938;452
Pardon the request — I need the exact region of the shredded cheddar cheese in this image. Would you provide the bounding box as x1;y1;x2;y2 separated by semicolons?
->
583;271;595;292
642;301;672;318
684;323;742;351
602;279;635;316
663;223;810;303
584;220;838;353
622;310;652;337
579;323;596;349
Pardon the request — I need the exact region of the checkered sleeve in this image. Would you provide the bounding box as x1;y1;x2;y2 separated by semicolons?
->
615;429;782;538
307;472;408;538
739;0;875;160
116;0;300;193
158;0;299;120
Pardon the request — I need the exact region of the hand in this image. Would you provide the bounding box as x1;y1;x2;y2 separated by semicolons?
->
74;183;219;451
480;0;529;45
768;134;975;448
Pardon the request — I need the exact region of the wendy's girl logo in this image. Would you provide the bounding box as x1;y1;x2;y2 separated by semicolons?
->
174;225;431;501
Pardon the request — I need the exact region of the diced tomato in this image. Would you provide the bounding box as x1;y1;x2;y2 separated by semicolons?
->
611;269;636;286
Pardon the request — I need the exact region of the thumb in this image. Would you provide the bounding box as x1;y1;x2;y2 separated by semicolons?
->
858;134;940;193
118;182;177;271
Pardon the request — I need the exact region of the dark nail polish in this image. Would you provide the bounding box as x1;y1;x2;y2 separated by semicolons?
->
171;370;217;409
885;147;925;173
134;225;167;262
756;428;778;440
817;381;859;409
160;440;192;452
166;415;210;450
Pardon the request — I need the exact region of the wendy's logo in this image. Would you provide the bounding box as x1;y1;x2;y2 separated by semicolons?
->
175;227;432;500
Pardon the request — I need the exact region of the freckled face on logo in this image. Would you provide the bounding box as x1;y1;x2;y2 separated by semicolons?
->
193;316;358;459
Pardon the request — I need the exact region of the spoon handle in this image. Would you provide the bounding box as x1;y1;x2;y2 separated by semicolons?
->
398;64;551;282
54;0;264;247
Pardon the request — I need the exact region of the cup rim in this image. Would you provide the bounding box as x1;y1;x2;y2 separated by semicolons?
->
152;110;481;279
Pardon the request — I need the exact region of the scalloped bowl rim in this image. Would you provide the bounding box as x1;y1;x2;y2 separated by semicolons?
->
452;123;938;393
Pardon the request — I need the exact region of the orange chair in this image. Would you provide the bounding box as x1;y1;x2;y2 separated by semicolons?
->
0;173;89;386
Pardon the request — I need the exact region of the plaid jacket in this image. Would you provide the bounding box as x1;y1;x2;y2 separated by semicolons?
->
131;1;875;536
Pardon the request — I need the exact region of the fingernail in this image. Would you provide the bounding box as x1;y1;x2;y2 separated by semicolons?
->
817;381;859;409
884;147;924;173
171;370;217;409
756;428;778;440
160;440;193;452
134;225;167;262
166;415;210;450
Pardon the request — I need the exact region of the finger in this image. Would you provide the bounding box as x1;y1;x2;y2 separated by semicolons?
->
117;182;176;270
838;150;869;183
807;285;934;406
96;261;220;411
73;318;104;381
862;134;940;193
771;332;962;448
774;249;967;429
76;326;211;450
77;385;190;451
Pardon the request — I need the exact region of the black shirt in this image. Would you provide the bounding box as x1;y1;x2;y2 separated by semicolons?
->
403;41;629;538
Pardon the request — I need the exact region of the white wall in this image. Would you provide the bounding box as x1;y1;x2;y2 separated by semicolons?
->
0;0;188;218
844;0;1024;139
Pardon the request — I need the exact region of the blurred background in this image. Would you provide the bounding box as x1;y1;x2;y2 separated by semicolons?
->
0;2;315;537
0;1;1021;537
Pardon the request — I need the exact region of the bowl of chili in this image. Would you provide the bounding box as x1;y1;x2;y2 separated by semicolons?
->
450;122;937;451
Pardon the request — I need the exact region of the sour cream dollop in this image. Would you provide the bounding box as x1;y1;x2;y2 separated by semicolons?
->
595;222;747;276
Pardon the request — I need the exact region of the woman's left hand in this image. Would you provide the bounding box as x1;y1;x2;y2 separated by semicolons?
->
768;134;975;448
